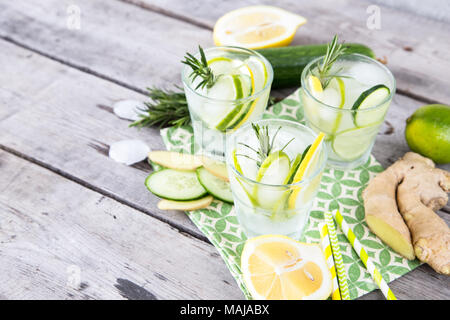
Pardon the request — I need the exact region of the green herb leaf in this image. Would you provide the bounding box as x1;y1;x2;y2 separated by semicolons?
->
130;87;191;128
313;35;347;88
181;45;216;90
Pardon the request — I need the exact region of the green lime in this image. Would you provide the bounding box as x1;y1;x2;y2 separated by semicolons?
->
405;104;450;164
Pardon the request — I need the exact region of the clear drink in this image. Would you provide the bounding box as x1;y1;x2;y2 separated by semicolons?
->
301;54;395;169
225;119;327;239
182;46;273;160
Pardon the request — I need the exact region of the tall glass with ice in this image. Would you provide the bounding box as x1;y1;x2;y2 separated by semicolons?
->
182;46;273;160
225;119;327;239
301;54;395;169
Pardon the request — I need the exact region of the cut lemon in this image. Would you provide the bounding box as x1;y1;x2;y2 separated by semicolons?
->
213;6;307;49
288;132;325;209
308;75;323;94
241;235;332;300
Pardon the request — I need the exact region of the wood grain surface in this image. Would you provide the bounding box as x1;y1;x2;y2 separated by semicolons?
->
0;0;449;300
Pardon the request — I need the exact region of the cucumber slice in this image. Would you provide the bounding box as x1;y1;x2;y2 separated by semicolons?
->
244;56;268;92
253;151;291;209
328;77;345;134
145;169;207;201
196;167;234;203
232;149;258;206
207;57;233;75
332;125;380;161
284;153;302;184
352;84;390;126
215;74;253;131
207;74;242;101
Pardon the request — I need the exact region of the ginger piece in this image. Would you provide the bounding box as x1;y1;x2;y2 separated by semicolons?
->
363;152;450;275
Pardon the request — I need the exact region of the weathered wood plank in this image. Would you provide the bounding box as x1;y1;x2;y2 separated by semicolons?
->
361;261;450;300
0;39;203;238
0;150;242;299
0;0;211;91
126;0;450;104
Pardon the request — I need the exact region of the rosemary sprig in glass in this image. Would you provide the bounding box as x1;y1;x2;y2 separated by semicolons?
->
181;45;216;90
237;123;294;168
313;35;347;88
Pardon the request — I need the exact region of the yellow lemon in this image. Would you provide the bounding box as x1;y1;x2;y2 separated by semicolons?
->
213;6;307;49
288;132;325;209
241;235;332;300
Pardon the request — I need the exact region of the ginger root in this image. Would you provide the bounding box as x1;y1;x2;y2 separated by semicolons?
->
363;152;450;275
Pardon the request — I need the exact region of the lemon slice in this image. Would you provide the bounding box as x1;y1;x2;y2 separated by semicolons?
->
308;75;323;94
288;132;325;209
213;6;307;49
241;235;332;300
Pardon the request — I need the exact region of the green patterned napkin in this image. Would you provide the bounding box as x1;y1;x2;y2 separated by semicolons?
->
160;88;420;299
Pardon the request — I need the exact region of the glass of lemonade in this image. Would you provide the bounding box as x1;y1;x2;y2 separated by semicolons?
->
182;46;273;160
225;119;327;239
301;53;395;169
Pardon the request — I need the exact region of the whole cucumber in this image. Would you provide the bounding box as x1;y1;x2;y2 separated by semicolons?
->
257;43;376;89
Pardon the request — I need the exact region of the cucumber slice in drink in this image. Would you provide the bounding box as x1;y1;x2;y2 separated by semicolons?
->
308;76;346;135
215;74;253;131
352;84;390;127
253;151;291;209
332;125;380;161
284;153;302;185
145;169;207;201
245;56;268;92
232;149;258;206
196;167;234;203
207;74;243;101
328;77;346;134
207;57;233;75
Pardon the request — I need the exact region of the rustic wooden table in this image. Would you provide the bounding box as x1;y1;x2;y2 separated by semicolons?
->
0;0;449;300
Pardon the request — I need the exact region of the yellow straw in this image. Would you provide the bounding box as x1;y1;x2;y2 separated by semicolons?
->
333;210;397;300
320;223;341;300
324;211;350;300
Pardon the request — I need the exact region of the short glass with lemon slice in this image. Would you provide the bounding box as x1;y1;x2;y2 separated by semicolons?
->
182;46;273;160
225;119;327;239
301;53;396;169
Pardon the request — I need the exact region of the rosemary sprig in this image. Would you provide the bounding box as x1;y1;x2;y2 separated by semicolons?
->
130;87;191;128
129;87;278;129
181;45;216;90
238;124;294;168
314;35;347;88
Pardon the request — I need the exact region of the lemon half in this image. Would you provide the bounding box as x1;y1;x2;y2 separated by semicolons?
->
213;6;307;49
241;235;332;300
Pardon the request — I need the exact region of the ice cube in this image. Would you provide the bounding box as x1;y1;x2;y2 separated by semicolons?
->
345;62;389;88
109;139;150;165
113;99;146;121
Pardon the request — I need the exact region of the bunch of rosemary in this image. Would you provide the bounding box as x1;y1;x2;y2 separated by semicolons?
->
130;87;191;128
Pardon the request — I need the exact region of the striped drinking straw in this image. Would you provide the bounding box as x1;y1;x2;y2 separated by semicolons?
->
319;223;341;300
332;209;397;300
324;211;350;300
